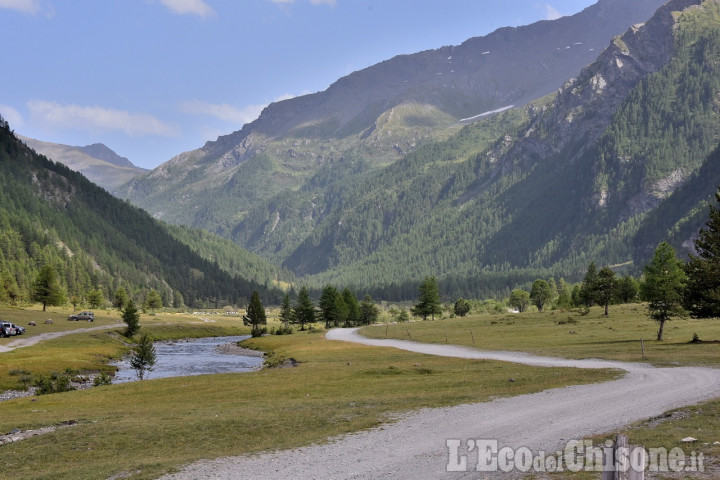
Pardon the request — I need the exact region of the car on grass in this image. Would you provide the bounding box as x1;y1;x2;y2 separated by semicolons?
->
0;321;16;337
68;311;94;322
11;323;25;335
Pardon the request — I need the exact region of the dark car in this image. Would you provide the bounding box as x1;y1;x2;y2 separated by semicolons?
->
11;323;25;335
68;311;94;322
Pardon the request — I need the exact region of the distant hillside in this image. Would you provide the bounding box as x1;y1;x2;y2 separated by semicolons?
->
18;136;147;193
0;118;281;308
121;0;720;301
119;0;667;235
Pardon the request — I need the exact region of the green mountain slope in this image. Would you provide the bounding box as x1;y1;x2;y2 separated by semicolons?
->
285;0;720;296
0;119;281;308
116;0;719;301
119;0;666;237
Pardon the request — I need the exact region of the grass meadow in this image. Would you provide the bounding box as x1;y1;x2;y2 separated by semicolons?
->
0;304;717;479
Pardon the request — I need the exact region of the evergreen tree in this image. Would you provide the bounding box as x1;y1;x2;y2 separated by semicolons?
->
508;289;530;313
87;288;104;309
616;275;639;304
279;293;293;328
113;287;129;310
556;278;573;309
580;262;599;307
684;189;720;318
32;265;65;312
319;285;341;328
412;276;441;320
359;294;380;325
293;286;315;331
641;242;687;341
453;298;471;317
130;333;156;381
596;267;617;316
342;288;360;327
122;300;141;337
144;289;163;313
530;279;552;312
243;291;267;337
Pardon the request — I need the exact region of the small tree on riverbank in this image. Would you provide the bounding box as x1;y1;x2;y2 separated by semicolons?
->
122;300;140;337
243;291;267;337
130;333;156;380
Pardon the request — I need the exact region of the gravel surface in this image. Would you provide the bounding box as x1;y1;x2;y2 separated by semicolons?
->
154;328;720;479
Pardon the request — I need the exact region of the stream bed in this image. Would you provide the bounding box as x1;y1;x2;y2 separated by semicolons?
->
111;335;264;383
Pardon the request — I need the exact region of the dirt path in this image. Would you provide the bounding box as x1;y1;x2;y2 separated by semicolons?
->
0;323;123;353
160;327;720;479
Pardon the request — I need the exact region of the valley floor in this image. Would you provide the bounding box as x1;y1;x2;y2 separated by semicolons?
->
159;328;720;479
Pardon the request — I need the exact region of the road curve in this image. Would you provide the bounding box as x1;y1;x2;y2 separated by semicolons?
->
160;327;720;480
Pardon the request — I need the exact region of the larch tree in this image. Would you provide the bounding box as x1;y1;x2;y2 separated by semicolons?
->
32;265;65;312
243;291;267;337
412;276;441;320
641;242;687;341
684;188;720;318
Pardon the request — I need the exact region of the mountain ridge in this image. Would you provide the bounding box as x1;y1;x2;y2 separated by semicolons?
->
17;135;147;193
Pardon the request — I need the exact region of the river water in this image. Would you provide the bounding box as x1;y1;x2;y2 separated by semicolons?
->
111;335;264;383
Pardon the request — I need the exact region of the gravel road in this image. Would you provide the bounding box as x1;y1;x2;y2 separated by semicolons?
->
0;323;123;353
160;327;720;479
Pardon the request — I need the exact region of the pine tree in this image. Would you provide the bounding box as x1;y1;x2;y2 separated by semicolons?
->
130;333;156;381
342;288;360;327
684;189;720;318
641;242;687;341
292;286;315;331
144;289;163;313
32;265;65;312
87;289;104;309
359;294;380;325
580;262;599;307
279;293;293;328
412;276;441;320
122;300;141;337
113;287;129;310
243;291;267;337
596;267;617;316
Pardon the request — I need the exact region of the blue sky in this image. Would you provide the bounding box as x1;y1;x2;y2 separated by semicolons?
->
0;0;596;169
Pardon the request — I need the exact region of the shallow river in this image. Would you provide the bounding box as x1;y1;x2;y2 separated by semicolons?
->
111;335;264;383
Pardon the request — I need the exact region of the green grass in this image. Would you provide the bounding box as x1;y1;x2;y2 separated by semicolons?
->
0;312;617;480
360;304;720;367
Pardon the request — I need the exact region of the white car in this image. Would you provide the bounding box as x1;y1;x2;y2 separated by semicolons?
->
0;321;16;337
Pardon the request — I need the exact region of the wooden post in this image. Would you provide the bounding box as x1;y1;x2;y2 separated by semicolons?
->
444;326;448;342
641;339;645;359
602;435;645;480
406;329;412;340
385;325;388;338
470;329;475;344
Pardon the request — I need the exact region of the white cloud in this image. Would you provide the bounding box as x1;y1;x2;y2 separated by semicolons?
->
544;4;563;20
0;0;39;14
0;104;24;129
180;100;264;125
158;0;214;17
27;100;179;137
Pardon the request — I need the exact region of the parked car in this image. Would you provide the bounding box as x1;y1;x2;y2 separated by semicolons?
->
0;321;16;337
68;311;94;322
11;323;25;335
